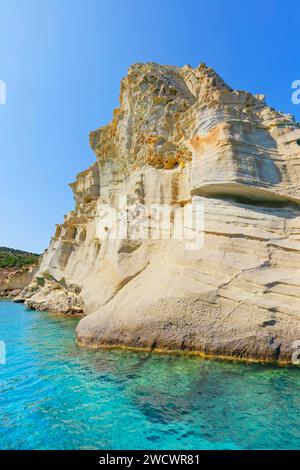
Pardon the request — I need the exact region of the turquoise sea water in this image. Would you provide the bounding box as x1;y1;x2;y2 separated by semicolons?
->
0;301;300;450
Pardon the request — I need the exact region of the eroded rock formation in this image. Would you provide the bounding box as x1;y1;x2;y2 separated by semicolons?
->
0;265;38;298
20;63;300;362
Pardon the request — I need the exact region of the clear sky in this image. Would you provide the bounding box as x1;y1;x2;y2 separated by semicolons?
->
0;0;299;253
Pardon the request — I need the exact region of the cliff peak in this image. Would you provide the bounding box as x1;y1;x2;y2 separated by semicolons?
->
19;62;300;363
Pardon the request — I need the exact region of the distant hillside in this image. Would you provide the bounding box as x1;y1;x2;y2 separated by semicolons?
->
0;247;40;269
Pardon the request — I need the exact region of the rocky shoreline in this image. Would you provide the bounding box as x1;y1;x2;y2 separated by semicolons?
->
75;341;292;366
0;265;38;299
17;62;300;364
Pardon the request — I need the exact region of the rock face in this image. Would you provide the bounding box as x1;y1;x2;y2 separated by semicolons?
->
21;63;300;362
0;265;38;298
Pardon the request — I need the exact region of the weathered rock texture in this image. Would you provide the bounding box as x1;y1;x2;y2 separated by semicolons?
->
0;265;38;298
20;63;300;362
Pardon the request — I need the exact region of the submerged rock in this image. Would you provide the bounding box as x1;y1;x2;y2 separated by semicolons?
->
22;62;300;362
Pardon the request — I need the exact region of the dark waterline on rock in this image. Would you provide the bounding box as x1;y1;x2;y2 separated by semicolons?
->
0;301;299;450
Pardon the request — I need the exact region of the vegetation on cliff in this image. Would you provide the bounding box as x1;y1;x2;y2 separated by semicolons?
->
0;247;39;269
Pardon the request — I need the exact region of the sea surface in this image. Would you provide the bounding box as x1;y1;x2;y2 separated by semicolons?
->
0;301;299;450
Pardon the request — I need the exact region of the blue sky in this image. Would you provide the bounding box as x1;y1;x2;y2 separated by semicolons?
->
0;0;299;253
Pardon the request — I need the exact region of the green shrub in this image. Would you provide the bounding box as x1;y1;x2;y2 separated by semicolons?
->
0;247;40;269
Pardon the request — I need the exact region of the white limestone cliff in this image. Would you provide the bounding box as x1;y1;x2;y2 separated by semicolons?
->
20;63;300;363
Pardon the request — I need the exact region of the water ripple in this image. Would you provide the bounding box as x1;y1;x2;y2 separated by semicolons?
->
0;301;300;449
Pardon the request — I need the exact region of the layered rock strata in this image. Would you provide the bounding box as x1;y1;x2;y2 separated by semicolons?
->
0;265;38;298
20;63;300;362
